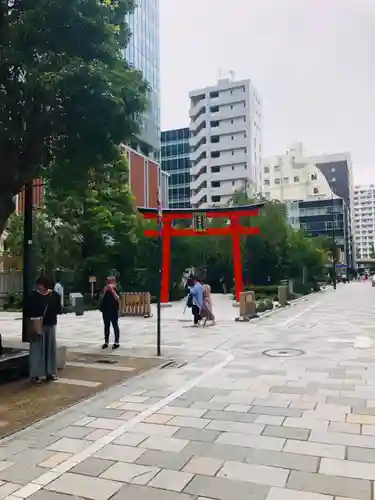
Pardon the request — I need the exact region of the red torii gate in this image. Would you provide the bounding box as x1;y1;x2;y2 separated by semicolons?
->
137;204;263;303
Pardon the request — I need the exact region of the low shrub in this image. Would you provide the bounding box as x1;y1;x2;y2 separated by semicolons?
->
256;301;267;313
265;299;273;310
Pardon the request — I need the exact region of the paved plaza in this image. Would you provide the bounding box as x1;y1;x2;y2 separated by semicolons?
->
1;283;375;499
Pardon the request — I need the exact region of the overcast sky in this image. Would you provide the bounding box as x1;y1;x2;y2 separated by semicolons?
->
160;0;375;184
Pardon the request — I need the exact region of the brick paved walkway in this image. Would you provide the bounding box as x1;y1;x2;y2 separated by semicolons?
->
1;282;375;499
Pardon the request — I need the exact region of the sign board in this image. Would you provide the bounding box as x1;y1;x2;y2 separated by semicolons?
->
69;292;83;307
193;213;207;232
89;276;96;283
335;264;347;269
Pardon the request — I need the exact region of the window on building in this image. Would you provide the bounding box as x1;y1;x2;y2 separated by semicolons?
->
210;91;219;98
211;151;220;158
232;181;235;186
231;120;234;124
313;187;319;194
311;173;317;181
211;166;220;173
332;177;336;182
211;136;220;143
210;106;219;113
211;181;221;188
275;178;281;184
210;120;219;128
283;177;289;184
264;166;270;173
230;105;233;110
212;195;221;203
331;167;336;173
232;166;235;170
294;176;300;183
264;179;270;186
231;136;234;140
274;165;280;171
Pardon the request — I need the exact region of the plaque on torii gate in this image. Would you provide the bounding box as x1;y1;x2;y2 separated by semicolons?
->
137;203;264;303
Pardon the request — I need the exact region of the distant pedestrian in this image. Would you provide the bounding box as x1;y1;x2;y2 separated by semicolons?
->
53;276;64;308
202;281;215;326
25;276;61;384
187;276;204;327
100;276;120;350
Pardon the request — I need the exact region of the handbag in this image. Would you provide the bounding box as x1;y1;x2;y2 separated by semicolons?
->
186;294;193;308
27;300;49;342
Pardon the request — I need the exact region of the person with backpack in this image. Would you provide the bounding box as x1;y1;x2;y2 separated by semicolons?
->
186;276;204;327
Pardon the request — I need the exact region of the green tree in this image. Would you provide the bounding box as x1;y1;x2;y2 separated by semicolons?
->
4;210;79;274
45;155;138;288
0;0;147;233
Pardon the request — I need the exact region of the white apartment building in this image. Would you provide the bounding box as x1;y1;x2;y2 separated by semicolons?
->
189;77;262;208
353;185;375;259
263;142;356;269
262;142;351;203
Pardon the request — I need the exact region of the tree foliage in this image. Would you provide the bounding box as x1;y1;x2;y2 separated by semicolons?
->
0;0;147;233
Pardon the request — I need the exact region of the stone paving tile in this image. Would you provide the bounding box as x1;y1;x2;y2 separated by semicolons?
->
139;436;189;453
262;424;310;440
190;401;227;411
167;417;210;429
309;430;375;448
39;452;72;468
217;460;289;487
224;404;251;413
320;457;375;480
206;420;265;435
283;439;345;459
245;448;319;473
10;448;54;465
54;425;94;439
253;398;291;408
254;415;285;426
47;437;91;454
71;458;115;477
143;414;174;424
101;462;160;485
0;482;22;498
136;450;193;471
0;464;46;484
216;431;285;451
86;429;111;441
131;423;180;436
347;446;375;463
110;483;194;499
45;472;122;500
361;425;375;436
328;422;361;434
158;407;206;418
86;417;124;430
28;491;87;500
184;474;270;500
114;433;148;447
249;406;303;418
94;444;145;462
183;441;250;462
286;470;371;499
283;417;328;432
201;410;259;423
173;427;221;443
149;469;194;492
183;456;223;476
266;488;333;499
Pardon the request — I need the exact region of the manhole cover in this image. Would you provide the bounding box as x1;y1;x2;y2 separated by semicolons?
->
262;348;305;358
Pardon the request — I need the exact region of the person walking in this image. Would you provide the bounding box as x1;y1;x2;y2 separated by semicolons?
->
187;276;204;327
100;276;120;349
25;276;61;384
202;281;216;325
53;275;64;309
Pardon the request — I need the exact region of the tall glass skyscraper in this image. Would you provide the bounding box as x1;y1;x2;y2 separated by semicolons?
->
124;0;160;159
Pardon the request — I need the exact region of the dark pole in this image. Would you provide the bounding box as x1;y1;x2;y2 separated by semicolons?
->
156;231;161;356
22;182;34;342
331;194;336;290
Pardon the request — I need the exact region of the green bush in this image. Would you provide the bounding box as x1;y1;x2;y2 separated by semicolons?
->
3;292;23;310
265;299;274;310
256;301;267;313
247;285;279;296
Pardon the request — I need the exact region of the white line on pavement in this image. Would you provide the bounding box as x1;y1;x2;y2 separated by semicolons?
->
276;301;321;327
